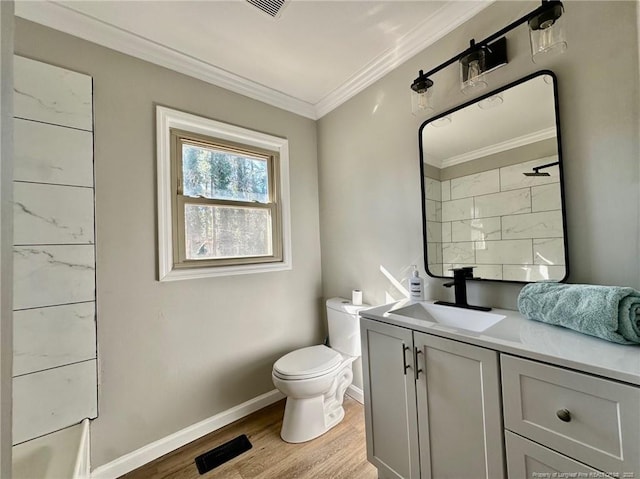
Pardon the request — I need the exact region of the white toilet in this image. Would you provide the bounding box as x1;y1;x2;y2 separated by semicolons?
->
272;297;369;443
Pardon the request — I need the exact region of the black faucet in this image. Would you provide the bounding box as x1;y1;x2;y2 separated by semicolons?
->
435;267;491;312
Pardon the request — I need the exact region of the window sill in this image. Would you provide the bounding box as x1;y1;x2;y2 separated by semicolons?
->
158;260;292;282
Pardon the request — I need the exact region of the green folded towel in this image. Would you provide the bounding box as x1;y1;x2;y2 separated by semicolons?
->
517;283;640;345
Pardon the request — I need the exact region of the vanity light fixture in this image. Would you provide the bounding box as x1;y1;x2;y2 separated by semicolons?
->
528;1;567;63
410;0;566;111
459;38;507;94
460;40;488;94
410;70;434;116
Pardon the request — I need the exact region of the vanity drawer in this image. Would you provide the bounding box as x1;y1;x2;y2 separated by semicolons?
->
501;354;640;475
505;431;602;478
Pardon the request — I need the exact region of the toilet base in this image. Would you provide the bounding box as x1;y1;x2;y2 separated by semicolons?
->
280;396;345;443
279;365;353;443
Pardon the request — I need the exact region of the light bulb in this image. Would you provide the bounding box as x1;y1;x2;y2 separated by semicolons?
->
468;60;481;80
460;47;488;94
411;89;433;116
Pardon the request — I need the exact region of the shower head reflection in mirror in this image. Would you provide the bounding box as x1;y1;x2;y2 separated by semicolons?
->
523;161;560;177
419;71;568;283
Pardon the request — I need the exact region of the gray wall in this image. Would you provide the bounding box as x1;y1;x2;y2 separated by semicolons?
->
318;1;640;332
15;19;323;468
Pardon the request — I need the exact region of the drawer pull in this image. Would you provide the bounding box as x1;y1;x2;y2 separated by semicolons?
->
556;408;572;422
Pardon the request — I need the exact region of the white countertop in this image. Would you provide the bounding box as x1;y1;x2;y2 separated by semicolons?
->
360;299;640;386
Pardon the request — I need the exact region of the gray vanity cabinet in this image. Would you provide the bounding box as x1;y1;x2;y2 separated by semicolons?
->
361;318;420;479
361;318;505;479
413;332;505;479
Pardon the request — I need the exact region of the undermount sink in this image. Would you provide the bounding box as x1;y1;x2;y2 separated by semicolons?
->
387;302;506;333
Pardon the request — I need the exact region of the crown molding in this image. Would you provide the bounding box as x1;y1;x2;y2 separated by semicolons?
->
436;127;557;169
16;0;493;120
15;1;317;119
314;1;494;118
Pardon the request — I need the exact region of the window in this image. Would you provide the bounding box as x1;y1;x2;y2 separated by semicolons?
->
157;107;291;281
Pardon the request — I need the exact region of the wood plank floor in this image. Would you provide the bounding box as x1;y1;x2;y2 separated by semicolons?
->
120;397;377;479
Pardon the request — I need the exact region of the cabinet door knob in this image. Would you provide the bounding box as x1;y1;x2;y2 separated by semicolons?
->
556;409;571;422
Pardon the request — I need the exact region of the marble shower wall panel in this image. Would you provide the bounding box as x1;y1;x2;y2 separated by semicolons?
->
533;238;565;266
425;199;441;222
451;218;501;242
532;183;562;212
13;182;95;245
425;176;444;273
502;211;564;240
13;245;95;311
473;189;531;218
14;118;93;186
503;264;566;282
441;197;474;222
13;360;97;445
14;56;92;131
13;302;96;376
441;180;451;201
450;169;500;200
424;177;441;201
475;239;533;265
13;56;96;445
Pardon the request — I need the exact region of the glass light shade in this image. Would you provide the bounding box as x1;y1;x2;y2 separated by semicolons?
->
478;93;504;110
411;88;433;116
460;49;488;95
529;3;567;63
429;115;451;128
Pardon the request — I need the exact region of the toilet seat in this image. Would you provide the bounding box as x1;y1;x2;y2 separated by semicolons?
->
273;345;342;380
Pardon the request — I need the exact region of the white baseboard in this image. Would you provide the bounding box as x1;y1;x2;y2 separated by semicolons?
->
90;389;284;479
346;385;364;404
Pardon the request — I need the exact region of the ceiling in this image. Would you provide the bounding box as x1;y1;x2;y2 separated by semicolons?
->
423;74;557;168
15;0;493;119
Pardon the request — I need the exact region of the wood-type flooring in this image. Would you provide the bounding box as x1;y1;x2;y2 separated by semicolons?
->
120;397;377;479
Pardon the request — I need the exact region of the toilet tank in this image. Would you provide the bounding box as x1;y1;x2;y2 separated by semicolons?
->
326;297;370;357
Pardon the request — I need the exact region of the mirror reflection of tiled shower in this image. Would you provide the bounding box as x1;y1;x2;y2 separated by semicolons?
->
425;153;565;282
12;57;97;447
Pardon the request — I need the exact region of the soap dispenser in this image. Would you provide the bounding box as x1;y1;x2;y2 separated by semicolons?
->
409;265;423;301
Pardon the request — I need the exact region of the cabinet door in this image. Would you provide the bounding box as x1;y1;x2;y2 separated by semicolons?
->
505;431;602;478
361;318;420;479
414;332;504;479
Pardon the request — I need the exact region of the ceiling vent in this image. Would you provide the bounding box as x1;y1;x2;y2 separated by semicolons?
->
246;0;286;18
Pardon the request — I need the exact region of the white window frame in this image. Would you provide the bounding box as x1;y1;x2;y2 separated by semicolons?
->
156;106;292;281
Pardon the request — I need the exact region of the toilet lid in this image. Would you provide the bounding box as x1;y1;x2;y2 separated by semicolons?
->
273;345;342;380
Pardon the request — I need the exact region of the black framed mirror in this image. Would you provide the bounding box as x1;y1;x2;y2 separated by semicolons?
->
419;71;569;283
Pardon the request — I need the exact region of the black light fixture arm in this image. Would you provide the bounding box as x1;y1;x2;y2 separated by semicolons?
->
417;0;562;81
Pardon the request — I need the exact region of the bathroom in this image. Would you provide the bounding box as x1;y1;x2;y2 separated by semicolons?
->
0;1;638;478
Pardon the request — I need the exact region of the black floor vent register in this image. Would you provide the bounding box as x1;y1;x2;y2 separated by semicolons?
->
195;434;253;475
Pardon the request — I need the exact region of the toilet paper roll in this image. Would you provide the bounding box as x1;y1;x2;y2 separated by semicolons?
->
352;289;363;306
